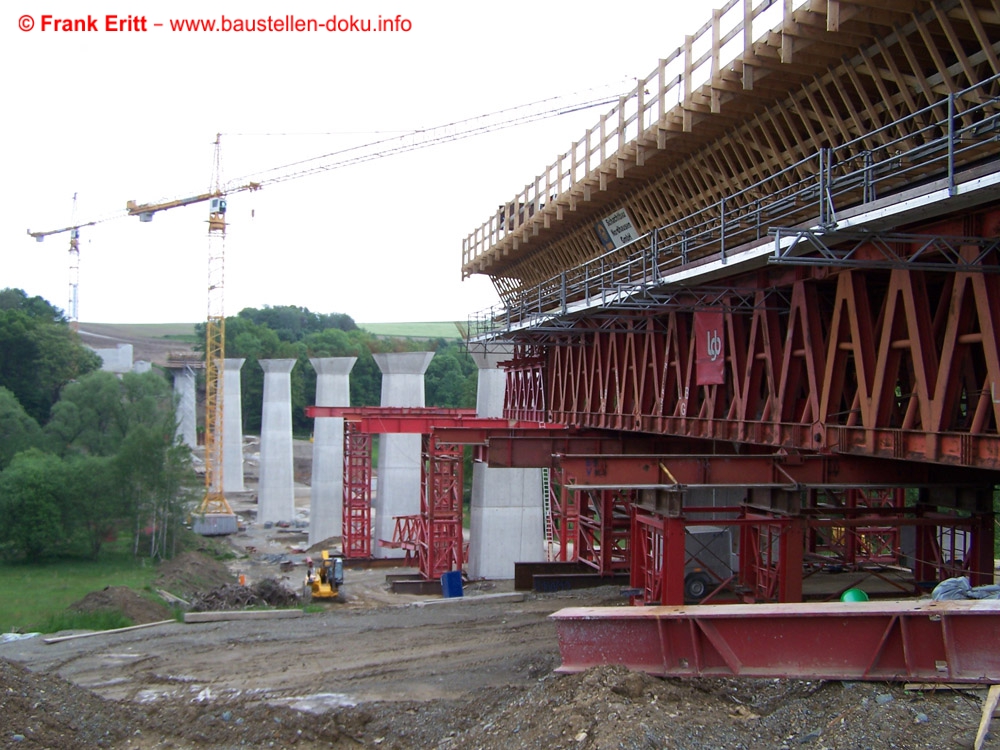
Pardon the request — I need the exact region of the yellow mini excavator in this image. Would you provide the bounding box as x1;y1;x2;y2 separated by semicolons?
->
302;550;344;602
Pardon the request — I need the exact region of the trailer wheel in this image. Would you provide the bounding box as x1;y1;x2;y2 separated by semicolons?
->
684;572;712;603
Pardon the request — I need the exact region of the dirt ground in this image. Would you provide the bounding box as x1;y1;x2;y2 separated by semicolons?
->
2;459;999;748
3;549;999;749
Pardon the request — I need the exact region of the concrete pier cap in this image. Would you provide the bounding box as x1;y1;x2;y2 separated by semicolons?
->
257;358;297;525
372;351;434;558
222;358;246;493
309;356;357;547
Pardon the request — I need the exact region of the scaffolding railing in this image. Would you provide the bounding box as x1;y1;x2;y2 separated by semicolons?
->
462;0;795;274
469;74;1000;340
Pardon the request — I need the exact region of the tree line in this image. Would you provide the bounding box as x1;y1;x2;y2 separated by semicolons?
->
0;289;193;561
208;305;478;436
0;290;478;563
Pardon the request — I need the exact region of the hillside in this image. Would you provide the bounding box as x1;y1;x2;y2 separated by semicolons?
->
76;320;465;368
77;323;198;367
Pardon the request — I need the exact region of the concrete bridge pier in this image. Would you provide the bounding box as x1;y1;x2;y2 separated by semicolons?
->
170;366;197;449
222;358;246;493
309;356;357;547
372;352;434;559
257;358;296;525
467;346;544;579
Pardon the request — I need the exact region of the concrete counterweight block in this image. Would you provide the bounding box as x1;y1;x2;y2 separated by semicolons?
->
171;366;197;449
309;357;356;547
222;358;246;493
467;345;544;579
257;359;297;525
372;351;434;558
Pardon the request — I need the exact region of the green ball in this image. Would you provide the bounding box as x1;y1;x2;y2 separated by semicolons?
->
841;588;869;602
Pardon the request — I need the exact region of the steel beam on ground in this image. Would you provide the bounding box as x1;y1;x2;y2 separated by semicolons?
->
550;600;1000;683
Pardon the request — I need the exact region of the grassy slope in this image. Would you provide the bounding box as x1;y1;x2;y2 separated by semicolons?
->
360;321;464;339
0;548;157;632
80;322;199;340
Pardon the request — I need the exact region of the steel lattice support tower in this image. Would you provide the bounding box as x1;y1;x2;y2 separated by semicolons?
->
418;435;465;580
342;420;373;558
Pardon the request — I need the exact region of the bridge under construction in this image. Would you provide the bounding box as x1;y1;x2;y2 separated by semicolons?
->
452;0;1000;679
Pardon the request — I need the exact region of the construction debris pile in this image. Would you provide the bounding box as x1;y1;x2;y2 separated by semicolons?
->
187;578;299;612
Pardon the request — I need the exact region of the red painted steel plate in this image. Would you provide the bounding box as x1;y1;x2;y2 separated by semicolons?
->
551;600;1000;683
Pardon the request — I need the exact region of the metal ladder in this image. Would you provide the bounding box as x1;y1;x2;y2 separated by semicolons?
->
541;467;554;561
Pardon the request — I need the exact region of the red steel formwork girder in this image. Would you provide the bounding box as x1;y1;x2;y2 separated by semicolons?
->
504;344;548;422
550;600;1000;683
521;210;1000;469
553;452;995;603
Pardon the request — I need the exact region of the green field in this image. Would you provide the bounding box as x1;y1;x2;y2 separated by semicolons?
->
360;321;465;339
0;549;158;633
80;322;199;341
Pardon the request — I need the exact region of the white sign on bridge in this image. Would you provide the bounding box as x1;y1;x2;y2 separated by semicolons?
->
595;208;639;252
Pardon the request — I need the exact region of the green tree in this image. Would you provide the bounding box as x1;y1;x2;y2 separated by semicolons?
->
425;341;477;408
44;371;128;456
40;370;194;559
62;454;121;559
0;386;41;469
0;289;100;424
0;450;69;560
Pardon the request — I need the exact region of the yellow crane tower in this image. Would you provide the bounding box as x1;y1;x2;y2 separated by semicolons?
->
127;135;239;534
28;88;622;536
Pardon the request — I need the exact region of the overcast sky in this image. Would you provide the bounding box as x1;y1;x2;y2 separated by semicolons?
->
4;1;720;325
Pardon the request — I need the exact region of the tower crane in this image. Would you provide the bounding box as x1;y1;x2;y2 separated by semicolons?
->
197;135;236;534
26;194;112;329
29;86;624;536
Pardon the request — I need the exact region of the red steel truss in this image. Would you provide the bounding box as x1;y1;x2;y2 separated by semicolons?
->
550;600;1000;683
576;488;632;575
808;488;904;567
506;212;1000;469
305;406;568;577
419;436;465;579
342;421;372;559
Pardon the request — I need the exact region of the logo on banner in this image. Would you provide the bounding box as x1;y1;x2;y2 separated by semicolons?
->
694;310;725;385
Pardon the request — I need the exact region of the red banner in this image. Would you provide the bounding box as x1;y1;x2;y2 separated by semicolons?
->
694;310;725;385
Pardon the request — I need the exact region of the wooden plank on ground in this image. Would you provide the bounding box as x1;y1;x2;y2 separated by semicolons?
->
44;619;176;644
184;609;304;623
975;684;1000;750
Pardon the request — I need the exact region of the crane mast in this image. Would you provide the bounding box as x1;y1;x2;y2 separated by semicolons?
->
68;194;80;330
193;135;237;535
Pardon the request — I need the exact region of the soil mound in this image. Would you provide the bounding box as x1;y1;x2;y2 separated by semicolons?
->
155;550;237;598
69;585;172;625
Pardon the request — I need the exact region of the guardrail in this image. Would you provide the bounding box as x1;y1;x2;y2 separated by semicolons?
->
461;0;788;275
469;73;1000;340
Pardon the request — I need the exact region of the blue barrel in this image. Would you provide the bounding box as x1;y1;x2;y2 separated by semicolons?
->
440;570;464;598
